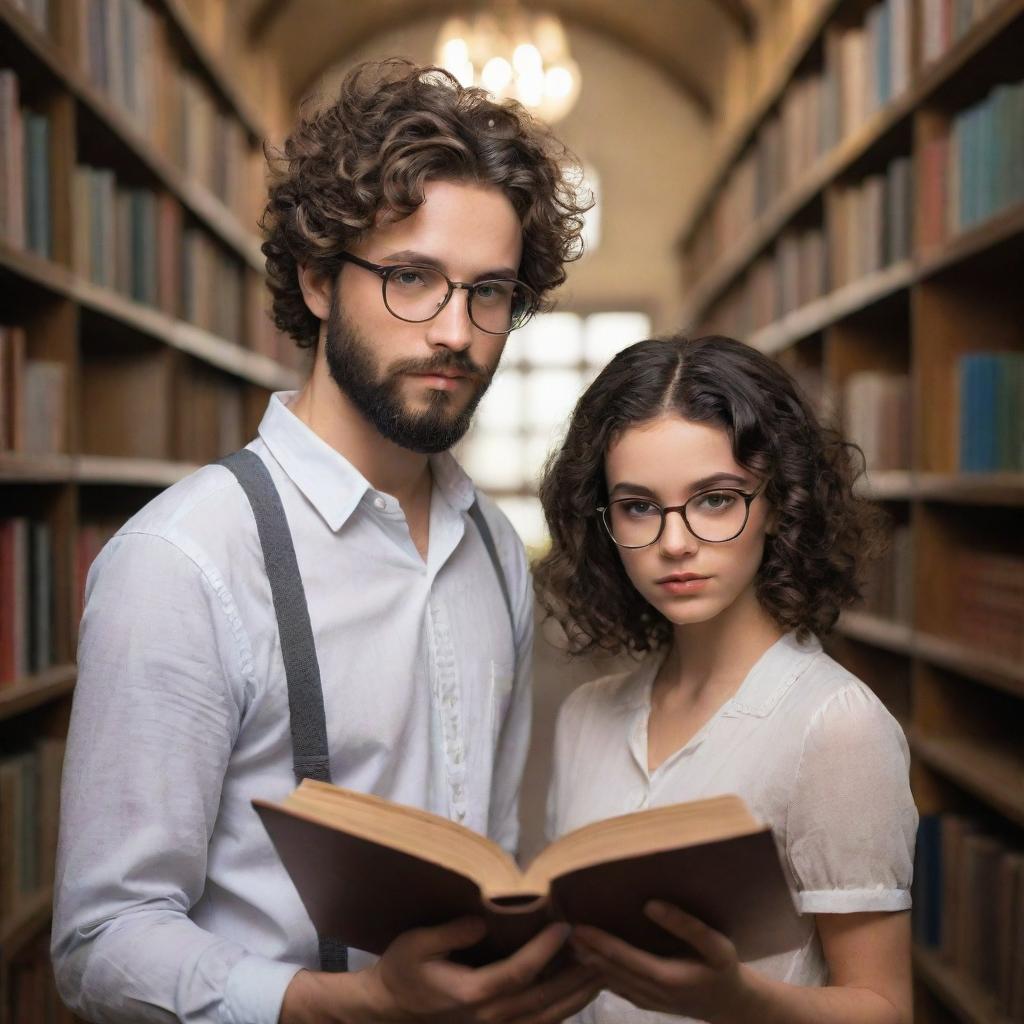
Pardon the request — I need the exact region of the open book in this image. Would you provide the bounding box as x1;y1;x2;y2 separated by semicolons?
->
255;781;804;966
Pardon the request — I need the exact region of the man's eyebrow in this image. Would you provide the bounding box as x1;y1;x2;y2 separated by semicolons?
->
378;250;519;280
609;473;751;498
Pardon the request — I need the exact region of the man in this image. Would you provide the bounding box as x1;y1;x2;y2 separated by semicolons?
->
52;60;595;1024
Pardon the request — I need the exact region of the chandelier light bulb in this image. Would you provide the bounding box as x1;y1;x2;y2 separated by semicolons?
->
436;11;580;122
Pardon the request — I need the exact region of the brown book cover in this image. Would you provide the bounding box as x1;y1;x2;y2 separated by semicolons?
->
255;782;804;967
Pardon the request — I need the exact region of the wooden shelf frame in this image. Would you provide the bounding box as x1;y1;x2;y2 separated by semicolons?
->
0;453;201;487
155;0;267;143
0;243;298;391
910;732;1024;829
0;665;76;722
854;472;1024;506
0;0;264;271
679;0;1024;326
0;886;53;962
913;945;1012;1024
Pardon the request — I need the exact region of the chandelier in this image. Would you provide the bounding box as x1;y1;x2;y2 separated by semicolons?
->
436;9;581;123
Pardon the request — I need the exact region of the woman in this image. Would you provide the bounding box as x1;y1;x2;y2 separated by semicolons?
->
535;334;917;1024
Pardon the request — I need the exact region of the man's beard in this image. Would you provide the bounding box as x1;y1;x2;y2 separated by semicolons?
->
323;295;494;455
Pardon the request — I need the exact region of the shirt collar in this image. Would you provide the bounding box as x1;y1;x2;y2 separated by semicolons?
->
257;392;477;531
725;631;823;718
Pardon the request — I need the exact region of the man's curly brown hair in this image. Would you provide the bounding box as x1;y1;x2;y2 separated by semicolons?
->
534;334;886;656
260;59;590;348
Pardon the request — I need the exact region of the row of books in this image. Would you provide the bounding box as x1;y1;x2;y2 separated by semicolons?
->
0;737;65;923
957;352;1024;472
175;362;246;466
0;325;67;454
860;523;913;623
829;156;913;286
919;0;1004;64
707;225;827;339
687;0;911;271
704;157;914;336
77;0;258;219
71;163;246;343
72;164;180;311
5;930;78;1024
0;70;51;258
0;518;57;685
914;813;1024;1020
953;550;1024;661
842;371;912;471
919;77;1024;248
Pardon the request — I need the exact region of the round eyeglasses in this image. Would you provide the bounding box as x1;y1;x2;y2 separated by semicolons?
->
597;484;765;548
338;252;538;335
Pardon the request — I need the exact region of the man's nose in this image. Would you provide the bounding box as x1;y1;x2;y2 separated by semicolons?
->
426;287;474;351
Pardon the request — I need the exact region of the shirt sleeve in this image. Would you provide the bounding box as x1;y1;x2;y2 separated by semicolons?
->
786;683;918;915
51;531;301;1024
486;533;535;856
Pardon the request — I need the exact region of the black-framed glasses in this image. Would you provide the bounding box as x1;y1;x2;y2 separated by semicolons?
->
597;483;765;548
338;252;538;335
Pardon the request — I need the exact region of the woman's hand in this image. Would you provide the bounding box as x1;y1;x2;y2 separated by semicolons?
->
570;901;754;1022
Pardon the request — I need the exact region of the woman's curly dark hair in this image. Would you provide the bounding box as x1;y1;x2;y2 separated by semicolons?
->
261;58;590;347
534;334;886;656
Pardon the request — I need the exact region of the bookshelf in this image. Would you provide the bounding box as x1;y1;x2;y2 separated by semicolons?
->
0;1;299;1019
678;0;1024;1019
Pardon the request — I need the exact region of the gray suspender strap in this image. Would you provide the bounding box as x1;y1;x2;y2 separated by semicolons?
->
219;449;516;974
466;500;514;636
218;449;348;973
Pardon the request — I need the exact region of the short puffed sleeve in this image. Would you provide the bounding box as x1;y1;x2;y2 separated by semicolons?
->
786;684;918;914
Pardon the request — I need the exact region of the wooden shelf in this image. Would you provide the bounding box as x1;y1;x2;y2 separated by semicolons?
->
750;261;914;353
914;633;1024;699
0;453;201;487
74;456;200;487
0;1;264;271
836;611;914;655
680;0;1024;324
910;732;1024;828
854;472;1024;505
0;886;52;960
0;666;76;722
156;0;266;142
913;945;1011;1024
837;614;1024;695
0;243;298;391
917;201;1024;282
678;0;843;245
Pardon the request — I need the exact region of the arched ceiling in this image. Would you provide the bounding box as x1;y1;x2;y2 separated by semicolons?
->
236;0;762;119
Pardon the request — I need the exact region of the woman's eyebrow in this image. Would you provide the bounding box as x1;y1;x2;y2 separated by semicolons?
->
609;473;751;498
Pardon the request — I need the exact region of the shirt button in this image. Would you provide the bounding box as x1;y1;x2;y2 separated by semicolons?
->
373;496;387;511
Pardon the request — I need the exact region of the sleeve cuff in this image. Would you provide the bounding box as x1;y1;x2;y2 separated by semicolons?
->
797;888;912;914
221;954;304;1024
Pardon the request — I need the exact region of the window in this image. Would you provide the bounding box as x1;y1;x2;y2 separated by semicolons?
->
458;310;652;551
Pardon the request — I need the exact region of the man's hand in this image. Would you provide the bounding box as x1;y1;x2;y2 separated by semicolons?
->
280;916;601;1023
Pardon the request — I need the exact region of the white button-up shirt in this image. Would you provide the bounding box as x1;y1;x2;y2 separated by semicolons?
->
52;392;534;1024
547;632;917;1024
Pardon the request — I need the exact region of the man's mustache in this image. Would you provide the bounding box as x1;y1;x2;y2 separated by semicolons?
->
389;351;491;383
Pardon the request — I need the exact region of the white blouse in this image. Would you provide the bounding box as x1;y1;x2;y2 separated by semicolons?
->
546;632;917;1024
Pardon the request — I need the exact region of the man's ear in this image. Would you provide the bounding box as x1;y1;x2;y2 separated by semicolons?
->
298;264;333;322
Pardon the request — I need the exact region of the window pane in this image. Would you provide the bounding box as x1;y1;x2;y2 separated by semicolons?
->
524;430;560;488
495;496;548;552
459;432;525;490
525;369;583;428
522;312;584;367
476;370;523;431
583;312;652;367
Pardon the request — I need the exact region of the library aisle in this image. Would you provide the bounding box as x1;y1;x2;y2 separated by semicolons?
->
1;0;1022;1021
